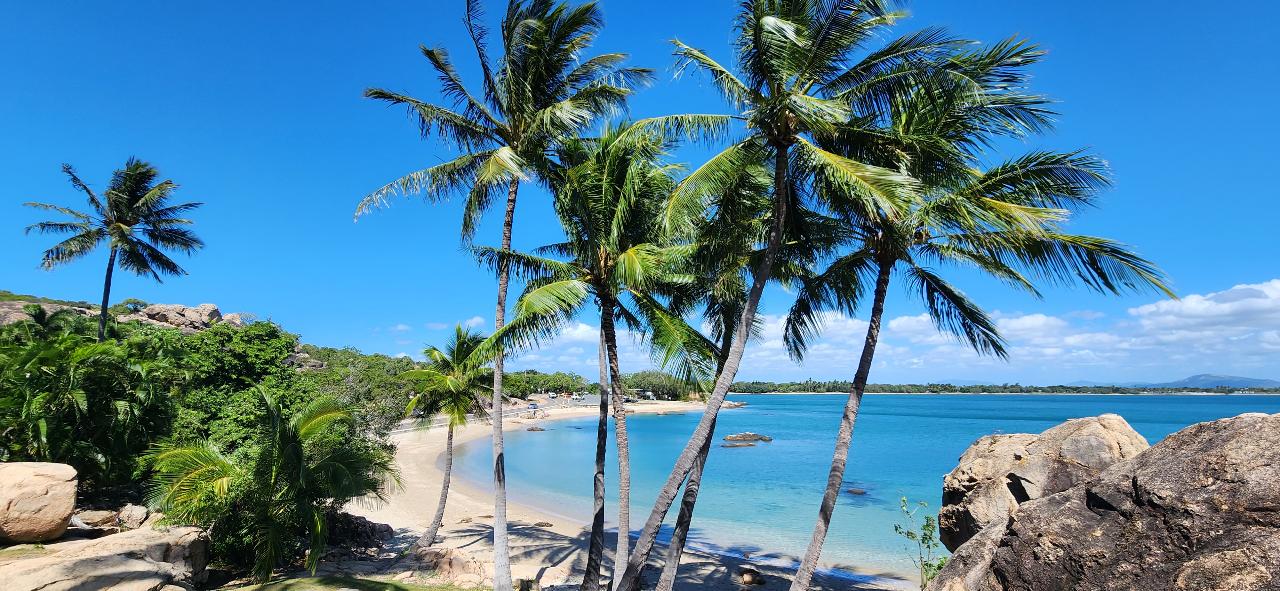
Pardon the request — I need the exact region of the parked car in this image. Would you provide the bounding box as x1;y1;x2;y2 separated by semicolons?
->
548;392;559;399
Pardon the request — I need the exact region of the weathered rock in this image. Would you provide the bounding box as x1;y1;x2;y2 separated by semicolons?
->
0;525;209;590
0;463;78;543
328;512;393;547
118;503;149;529
285;345;327;371
74;509;118;527
527;426;546;432
938;414;1147;551
118;303;243;333
928;412;1280;591
414;547;486;582
0;302;93;326
739;567;766;585
846;488;867;495
724;432;773;442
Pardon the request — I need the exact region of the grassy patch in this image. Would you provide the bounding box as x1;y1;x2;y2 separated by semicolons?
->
0;289;95;309
0;544;53;563
226;576;481;591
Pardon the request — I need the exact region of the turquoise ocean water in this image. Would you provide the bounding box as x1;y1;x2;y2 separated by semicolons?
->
452;394;1280;580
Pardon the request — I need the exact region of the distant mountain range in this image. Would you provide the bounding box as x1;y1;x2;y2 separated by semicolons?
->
1067;374;1280;389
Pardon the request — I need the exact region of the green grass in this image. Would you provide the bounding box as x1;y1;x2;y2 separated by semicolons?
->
0;544;53;563
225;576;482;591
0;289;95;309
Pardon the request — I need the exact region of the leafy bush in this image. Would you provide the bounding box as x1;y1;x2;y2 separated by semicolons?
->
894;497;949;589
147;387;397;581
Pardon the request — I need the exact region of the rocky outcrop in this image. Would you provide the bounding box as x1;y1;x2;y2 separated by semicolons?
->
928;412;1280;591
286;345;326;371
0;302;93;326
0;525;209;591
119;303;243;333
0;463;78;543
938;414;1148;551
724;432;773;442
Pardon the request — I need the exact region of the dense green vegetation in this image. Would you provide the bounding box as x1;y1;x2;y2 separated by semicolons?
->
730;380;1280;395
0;304;410;579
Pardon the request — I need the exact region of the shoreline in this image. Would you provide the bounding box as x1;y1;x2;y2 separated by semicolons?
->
349;399;914;590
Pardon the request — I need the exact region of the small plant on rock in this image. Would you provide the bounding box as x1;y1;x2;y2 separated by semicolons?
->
894;497;948;589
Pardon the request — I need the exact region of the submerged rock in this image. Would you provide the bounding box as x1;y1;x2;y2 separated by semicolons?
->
721;442;755;448
938;414;1147;551
928;412;1280;591
0;463;77;543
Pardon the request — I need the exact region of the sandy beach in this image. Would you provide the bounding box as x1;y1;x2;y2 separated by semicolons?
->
347;400;912;590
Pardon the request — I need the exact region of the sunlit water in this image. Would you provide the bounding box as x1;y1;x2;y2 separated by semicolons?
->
452;394;1280;580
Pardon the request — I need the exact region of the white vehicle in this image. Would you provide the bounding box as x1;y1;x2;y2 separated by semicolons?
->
548;392;559;399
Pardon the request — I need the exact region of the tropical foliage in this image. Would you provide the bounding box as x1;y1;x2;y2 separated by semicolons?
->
0;305;411;579
147;387;397;581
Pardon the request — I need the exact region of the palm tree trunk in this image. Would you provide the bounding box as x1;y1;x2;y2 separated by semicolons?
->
491;178;519;591
655;415;715;591
418;422;455;549
615;142;791;591
600;293;631;585
788;260;892;591
580;326;611;591
656;330;733;591
97;247;117;342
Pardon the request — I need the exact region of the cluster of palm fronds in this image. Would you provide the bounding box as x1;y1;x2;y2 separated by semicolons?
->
146;386;398;581
0;306;182;484
359;1;1174;590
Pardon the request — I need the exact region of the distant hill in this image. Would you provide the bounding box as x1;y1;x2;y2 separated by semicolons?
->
1147;374;1280;389
1070;374;1280;389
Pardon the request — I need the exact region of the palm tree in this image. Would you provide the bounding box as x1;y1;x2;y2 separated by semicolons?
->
478;121;715;589
780;42;1176;590
147;387;397;582
355;4;648;585
25;158;204;341
400;325;493;551
615;3;947;586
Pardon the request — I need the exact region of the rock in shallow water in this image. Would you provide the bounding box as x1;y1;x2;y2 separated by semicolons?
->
928;412;1280;591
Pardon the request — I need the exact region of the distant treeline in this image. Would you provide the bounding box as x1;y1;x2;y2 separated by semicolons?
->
730;380;1280;395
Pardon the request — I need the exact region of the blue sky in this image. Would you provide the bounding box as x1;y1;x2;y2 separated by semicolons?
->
3;1;1278;384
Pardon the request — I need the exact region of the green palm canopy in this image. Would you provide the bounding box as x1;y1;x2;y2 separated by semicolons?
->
25;158;203;341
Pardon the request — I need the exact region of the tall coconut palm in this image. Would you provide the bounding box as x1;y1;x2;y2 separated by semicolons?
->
25;158;204;342
477;121;716;589
780;42;1175;590
615;2;957;586
401;325;493;551
355;3;648;585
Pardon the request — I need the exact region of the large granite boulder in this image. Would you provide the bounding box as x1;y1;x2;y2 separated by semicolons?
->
118;303;243;333
938;414;1148;551
0;525;209;591
928;412;1280;591
0;463;77;543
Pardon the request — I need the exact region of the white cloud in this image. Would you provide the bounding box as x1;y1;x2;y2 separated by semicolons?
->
463;316;486;328
390;323;411;333
425;322;448;330
493;279;1280;384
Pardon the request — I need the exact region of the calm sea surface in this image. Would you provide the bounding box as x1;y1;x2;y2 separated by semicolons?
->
452;394;1280;579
